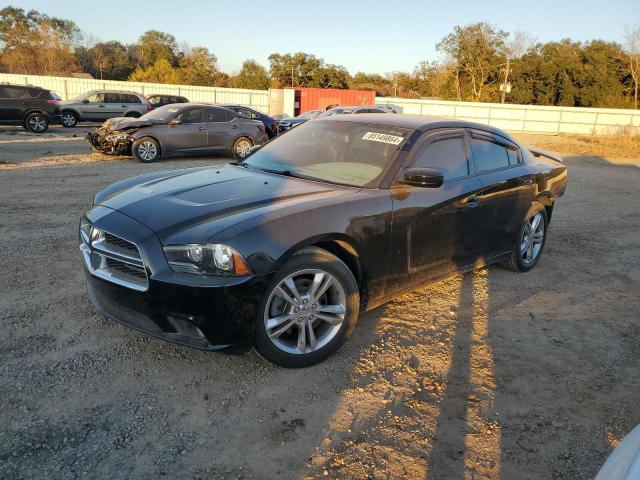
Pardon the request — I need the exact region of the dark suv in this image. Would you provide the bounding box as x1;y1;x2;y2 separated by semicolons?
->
0;83;62;133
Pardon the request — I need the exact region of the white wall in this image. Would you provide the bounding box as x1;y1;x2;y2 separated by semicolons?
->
376;97;640;135
0;73;271;114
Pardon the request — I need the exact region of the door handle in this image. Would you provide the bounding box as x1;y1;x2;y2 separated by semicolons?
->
99;105;105;108
232;125;239;129
466;195;480;207
523;179;533;185
197;126;206;131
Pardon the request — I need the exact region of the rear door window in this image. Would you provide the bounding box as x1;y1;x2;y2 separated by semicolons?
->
1;86;29;98
410;133;470;181
205;108;229;123
103;93;122;104
469;136;511;172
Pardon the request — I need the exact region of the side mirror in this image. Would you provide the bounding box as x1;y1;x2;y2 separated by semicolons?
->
82;99;89;104
169;119;181;125
402;167;444;188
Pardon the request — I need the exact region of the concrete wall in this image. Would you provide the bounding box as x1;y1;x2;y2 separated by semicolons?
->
376;97;640;135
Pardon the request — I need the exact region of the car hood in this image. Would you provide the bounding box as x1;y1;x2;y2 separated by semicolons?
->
104;117;160;131
98;164;356;243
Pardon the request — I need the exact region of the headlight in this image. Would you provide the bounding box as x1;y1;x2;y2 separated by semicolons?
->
105;133;131;142
163;244;251;276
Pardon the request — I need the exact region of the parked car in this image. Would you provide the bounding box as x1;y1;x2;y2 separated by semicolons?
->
318;105;387;117
80;114;567;367
277;109;323;132
217;104;279;139
147;94;189;109
375;104;401;114
0;83;61;133
60;90;151;128
86;103;268;162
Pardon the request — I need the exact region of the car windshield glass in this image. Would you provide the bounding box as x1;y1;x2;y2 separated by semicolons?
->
243;120;411;187
140;105;182;122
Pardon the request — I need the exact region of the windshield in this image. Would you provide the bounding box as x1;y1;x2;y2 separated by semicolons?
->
140;104;182;122
243;120;411;187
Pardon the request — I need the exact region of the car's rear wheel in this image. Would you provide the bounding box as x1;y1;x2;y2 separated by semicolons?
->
232;136;253;159
255;247;360;368
60;111;78;128
132;137;160;163
501;207;548;272
24;112;49;133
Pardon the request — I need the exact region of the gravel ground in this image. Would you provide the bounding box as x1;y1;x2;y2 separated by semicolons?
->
0;130;639;480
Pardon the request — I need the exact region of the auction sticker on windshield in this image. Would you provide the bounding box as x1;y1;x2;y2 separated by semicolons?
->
362;132;404;145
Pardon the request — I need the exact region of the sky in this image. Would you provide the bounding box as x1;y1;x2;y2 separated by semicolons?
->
8;0;640;74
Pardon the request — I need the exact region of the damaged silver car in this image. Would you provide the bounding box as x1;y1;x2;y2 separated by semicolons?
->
86;103;269;162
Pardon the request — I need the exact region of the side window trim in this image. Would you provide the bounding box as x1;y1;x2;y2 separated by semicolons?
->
467;128;524;173
400;128;474;184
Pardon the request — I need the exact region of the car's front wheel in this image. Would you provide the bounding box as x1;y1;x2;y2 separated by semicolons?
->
501;207;548;272
132;137;160;162
24;112;49;133
255;247;360;368
60;111;78;128
232;136;254;159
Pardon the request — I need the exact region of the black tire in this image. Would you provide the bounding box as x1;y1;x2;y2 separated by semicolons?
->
232;136;254;160
24;112;49;133
132;137;161;163
500;205;548;272
254;247;360;368
60;110;78;128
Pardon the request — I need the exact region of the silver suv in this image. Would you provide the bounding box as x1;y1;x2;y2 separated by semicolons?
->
59;90;151;128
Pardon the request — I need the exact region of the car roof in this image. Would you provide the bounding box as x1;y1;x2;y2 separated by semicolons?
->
0;82;47;90
316;113;517;139
148;94;187;97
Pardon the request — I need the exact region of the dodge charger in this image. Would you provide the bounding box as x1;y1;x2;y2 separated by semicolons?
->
79;114;567;368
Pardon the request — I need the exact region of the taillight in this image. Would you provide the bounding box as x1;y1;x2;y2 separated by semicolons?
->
146;103;152;112
257;124;265;133
46;99;59;105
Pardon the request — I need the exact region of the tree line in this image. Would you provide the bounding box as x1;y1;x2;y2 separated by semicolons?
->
1;6;638;109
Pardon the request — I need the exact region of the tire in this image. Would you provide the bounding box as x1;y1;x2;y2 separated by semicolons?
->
132;137;160;163
60;111;78;128
255;247;360;368
232;136;254;160
24;112;49;133
500;206;548;272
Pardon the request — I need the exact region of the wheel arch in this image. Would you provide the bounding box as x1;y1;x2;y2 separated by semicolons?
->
272;233;365;297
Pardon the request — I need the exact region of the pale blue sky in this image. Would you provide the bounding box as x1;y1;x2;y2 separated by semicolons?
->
9;0;639;73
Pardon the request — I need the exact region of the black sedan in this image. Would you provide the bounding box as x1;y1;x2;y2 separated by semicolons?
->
80;114;567;368
217;104;279;139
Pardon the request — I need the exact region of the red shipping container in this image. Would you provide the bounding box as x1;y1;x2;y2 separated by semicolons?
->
288;87;375;116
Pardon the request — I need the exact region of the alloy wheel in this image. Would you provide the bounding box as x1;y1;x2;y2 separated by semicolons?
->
28;115;47;133
137;141;157;161
264;269;347;355
235;139;253;158
520;212;545;264
61;113;76;127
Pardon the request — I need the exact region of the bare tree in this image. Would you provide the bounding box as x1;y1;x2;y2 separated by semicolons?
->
624;26;640;109
501;30;536;103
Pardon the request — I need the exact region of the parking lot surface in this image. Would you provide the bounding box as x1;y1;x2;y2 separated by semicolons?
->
1;126;639;479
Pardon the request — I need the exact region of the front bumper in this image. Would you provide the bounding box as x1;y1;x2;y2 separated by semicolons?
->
82;206;272;350
86;128;132;155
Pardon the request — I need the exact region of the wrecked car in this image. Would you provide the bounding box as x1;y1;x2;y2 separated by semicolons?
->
86;103;269;162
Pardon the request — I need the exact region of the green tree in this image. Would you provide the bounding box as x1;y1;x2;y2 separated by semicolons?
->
0;6;79;75
132;30;178;68
437;22;507;101
129;58;180;84
76;41;134;80
231;59;270;89
268;52;323;87
177;47;221;86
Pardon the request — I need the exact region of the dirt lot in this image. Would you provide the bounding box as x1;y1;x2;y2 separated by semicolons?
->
0;126;639;480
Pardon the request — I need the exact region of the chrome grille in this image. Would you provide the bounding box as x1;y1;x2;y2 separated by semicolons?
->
80;224;148;291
